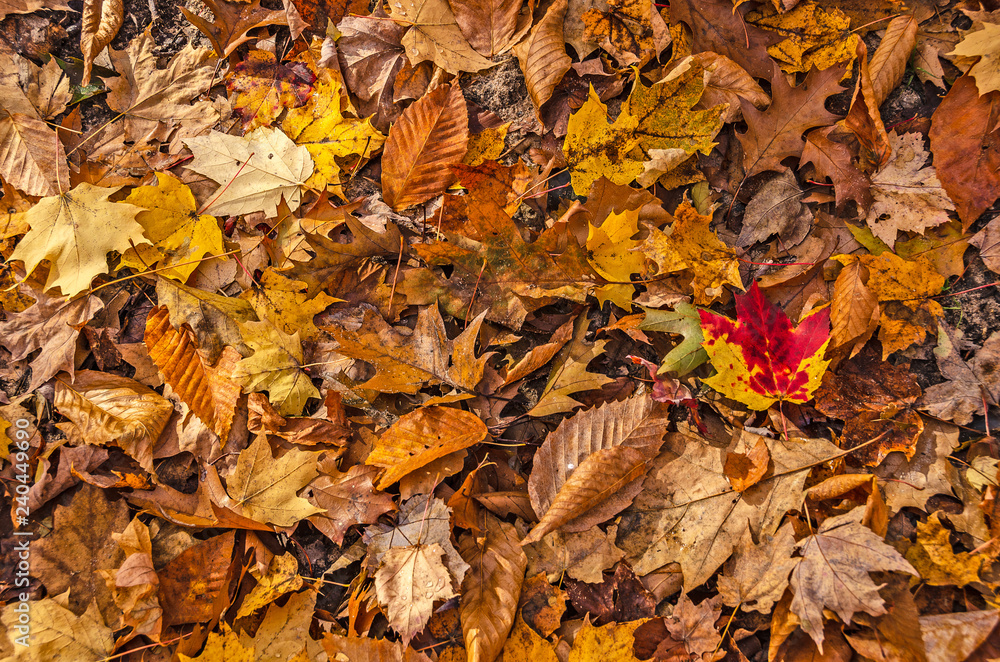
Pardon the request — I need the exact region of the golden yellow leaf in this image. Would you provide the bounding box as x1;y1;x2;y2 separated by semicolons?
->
829;259;878;356
232;320;319;416
54;371;174;472
8;182;147;296
564;65;724;195
237;553;304;618
527;314;613;417
587;208;644;309
119;172;225;282
381;83;469;210
239;269;338;342
747;1;859;74
501;616;559;662
367;406;488;489
639;200;743;305
950;22;1000;96
567;619;648;662
80;0;122;81
184;127;314;218
904;512;984;587
179;624;255;662
144;306;241;443
463;123;509;166
222;434;322;527
1;594;114;661
459;516;527;662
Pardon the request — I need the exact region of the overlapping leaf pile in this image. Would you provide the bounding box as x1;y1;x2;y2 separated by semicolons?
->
2;0;1000;659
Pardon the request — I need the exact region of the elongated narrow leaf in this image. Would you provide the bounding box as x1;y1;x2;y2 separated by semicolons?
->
512;0;571;113
144;306;242;443
80;0;123;81
0;113;69;197
381;83;469;210
459;516;527;662
868;15;917;107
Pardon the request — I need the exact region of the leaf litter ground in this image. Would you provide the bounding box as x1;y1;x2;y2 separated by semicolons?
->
3;1;1000;662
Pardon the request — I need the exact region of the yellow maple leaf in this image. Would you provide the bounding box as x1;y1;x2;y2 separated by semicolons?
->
8;182;148;296
118;172;225;281
587;208;645;309
748;1;859;74
639;200;743;305
239;268;338;341
281;44;385;199
232;320;319;416
949;22;1000;95
564;66;725;195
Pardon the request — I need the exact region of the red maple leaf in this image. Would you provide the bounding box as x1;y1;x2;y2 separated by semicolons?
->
698;282;831;410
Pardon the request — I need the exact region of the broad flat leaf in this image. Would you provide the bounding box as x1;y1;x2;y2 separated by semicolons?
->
367;406;488;488
227;50;315;131
156;278;257;364
717;523;798;613
638;303;707;376
790;507;917;650
904;512;984;587
669;0;782;79
232;320;319;416
869;14;918;105
222;433;322;527
102;31;221;143
746;2;858;74
324;305;490;394
564;65;724;195
949;22;1000;95
119;173;225;282
388;0;495;74
281;53;384;198
800;126;873;211
239;269;337;342
306;464;395;545
920;323;1000;425
236;553;302;619
587;208;644;308
920;611;1000;662
336;10;408;131
618;427;840;589
80;0;123;81
522;525;624;584
321;635;434;662
0;285;103;392
512;0;571;114
527;314;613;417
239;590;325;661
0;53;71;120
181;0;285;58
0;112;69;197
639;200;742;305
381;83;469;210
9;183;147;296
375;544;457;644
502;615;559;662
450;0;522;57
736;170;812;248
866;131;954;247
105;518;161;641
54;371;173;472
929;75;1000;229
184;127;314;217
144;306;241;443
699;282;830;410
567;618;647;662
458;516;527;662
581;0;664;68
0;595;114;661
0;0;69;18
528;394;667;538
739;62;846;178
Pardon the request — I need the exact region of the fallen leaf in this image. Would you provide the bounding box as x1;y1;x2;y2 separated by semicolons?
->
449;0;522;57
518;573;566;636
639;200;743;305
567;617;648;662
582;0;662;67
699;282;831;410
527;314;614;417
747;1;858;74
669;0;782;79
587;208;644;308
239;590;325;660
227;50;315;131
221;433;322;527
0;0;69;19
564;65;724;195
367;406;487;488
8;182;147;296
156;277;257;364
949;21;1000;96
105;517;162;642
739;62;847;178
522;524;625;584
381;83;469;210
869;14;918;105
54;371;174;471
717;523;798;613
790;507;917;650
736;170;813;248
321;634;434;662
904;512;984;587
618;426;840;589
723;433;770;491
920;323;1000;425
388;0;496;74
232;320;319;416
458;515;527;662
0;112;70;197
685;52;770;123
827;258;878;355
236;553;303;618
800;126;873;211
181;0;285;58
502;615;559;662
920;610;1000;662
0;594;114;661
513;0;571;115
80;0;123;82
184;127;314;218
306;463;395;545
375;544;457;643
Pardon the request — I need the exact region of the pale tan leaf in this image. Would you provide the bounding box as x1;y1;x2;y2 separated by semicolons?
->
381;83;469;210
144;306;242;443
685;52;770;123
790;507;917;650
221;433;322;527
459;516;527;662
522;445;650;545
450;0;522;56
920;610;1000;662
717;523;798;613
529;393;667;531
0;53;71;120
81;0;123;82
0;0;70;19
869;15;918;106
829;259;878;355
513;0;571;113
375;543;457;644
306;464;396;545
390;0;496;74
54;371;174;472
0;595;114;662
0;113;68;197
527;315;614;417
180;0;285;59
321;635;433;662
367;406;488;489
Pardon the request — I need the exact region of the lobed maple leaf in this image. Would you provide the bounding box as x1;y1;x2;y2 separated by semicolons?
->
699;282;831;410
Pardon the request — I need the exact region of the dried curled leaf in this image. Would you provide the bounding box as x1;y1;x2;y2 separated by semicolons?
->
512;0;571;114
0;112;69;197
81;0;123;82
381;83;469;210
